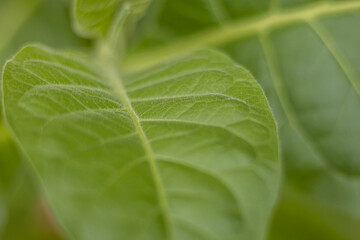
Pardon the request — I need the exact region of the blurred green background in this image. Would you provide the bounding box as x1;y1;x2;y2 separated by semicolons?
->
1;0;359;240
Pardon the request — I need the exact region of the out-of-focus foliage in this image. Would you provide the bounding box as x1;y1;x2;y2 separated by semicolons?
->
124;0;360;239
1;0;359;239
0;0;89;66
0;0;89;239
0;116;63;240
74;0;151;38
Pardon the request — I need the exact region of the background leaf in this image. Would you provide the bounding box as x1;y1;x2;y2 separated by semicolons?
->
3;46;279;240
0;125;21;235
73;0;151;38
0;0;89;239
123;0;360;239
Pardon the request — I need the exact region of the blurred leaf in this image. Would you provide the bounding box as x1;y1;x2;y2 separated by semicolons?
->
123;0;360;239
0;125;21;235
267;185;360;240
0;0;89;239
0;0;42;60
0;124;63;240
73;0;151;38
0;0;89;67
2;45;279;240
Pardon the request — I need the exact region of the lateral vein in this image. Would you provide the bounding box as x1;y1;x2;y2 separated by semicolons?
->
307;19;360;97
258;32;331;171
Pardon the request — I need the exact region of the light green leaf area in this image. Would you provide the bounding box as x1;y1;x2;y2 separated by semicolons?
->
124;1;360;238
74;0;150;38
3;45;279;240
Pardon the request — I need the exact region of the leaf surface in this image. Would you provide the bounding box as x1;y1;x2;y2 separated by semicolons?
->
124;1;360;238
74;0;150;38
2;45;279;240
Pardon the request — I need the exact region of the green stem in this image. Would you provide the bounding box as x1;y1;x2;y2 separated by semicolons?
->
123;1;360;72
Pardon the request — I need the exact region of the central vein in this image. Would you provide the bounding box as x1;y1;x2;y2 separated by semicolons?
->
102;60;173;239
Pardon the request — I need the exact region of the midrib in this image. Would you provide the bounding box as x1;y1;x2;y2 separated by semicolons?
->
102;62;174;239
124;1;360;72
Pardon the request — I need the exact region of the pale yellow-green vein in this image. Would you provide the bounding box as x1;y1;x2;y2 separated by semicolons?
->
124;1;360;72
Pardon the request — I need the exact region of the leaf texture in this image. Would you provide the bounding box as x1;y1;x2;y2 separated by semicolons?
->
2;46;279;240
124;1;360;238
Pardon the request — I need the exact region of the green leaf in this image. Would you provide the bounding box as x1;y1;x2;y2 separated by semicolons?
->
124;1;360;238
0;0;90;117
0;124;63;240
0;0;89;238
0;0;42;61
73;0;150;38
0;0;89;67
127;0;360;175
0;125;21;234
267;186;360;240
2;45;279;240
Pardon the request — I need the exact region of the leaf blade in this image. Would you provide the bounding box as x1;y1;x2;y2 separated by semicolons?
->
124;1;360;238
3;45;280;240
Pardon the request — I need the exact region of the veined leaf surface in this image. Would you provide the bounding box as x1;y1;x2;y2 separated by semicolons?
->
124;1;360;238
2;46;279;240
